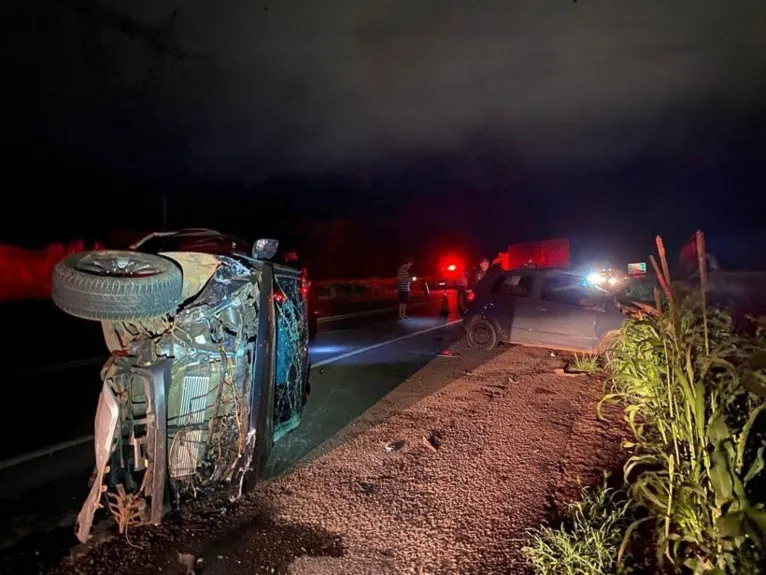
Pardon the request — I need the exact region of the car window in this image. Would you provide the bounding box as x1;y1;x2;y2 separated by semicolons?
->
542;274;605;311
490;274;535;298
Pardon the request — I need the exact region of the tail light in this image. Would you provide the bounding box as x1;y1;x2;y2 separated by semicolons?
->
273;291;286;304
466;290;475;302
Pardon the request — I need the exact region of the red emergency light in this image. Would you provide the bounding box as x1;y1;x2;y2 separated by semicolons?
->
438;255;464;274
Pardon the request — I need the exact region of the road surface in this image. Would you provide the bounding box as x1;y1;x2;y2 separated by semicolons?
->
37;338;621;575
0;291;477;574
0;292;440;462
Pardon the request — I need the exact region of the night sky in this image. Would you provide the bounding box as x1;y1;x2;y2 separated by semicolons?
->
5;0;766;271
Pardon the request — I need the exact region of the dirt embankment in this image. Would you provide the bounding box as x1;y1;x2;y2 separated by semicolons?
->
49;345;626;575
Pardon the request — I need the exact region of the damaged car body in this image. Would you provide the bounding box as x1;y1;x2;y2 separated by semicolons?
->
51;229;310;543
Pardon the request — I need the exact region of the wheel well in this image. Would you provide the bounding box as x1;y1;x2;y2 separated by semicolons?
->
469;315;503;340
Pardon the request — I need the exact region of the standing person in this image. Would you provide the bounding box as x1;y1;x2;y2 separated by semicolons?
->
475;258;490;285
456;269;469;314
396;258;413;319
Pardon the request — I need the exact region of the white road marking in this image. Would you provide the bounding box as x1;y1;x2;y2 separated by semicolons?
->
0;318;462;470
0;435;94;471
12;356;106;377
13;302;435;376
317;299;429;324
313;319;463;368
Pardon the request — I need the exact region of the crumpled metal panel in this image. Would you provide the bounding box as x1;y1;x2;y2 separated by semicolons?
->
77;253;267;541
133;360;170;526
194;256;254;308
76;380;119;543
161;252;221;301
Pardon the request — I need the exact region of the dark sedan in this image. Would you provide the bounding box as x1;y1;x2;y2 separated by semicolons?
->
463;267;626;353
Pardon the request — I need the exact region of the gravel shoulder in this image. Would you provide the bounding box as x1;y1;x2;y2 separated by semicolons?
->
44;343;625;575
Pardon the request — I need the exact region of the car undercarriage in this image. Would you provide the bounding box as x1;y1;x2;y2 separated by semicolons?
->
51;240;309;543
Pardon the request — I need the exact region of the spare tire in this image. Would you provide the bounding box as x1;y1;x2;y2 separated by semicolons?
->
52;250;182;321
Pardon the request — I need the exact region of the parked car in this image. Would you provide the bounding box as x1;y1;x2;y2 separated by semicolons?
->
51;229;310;542
464;267;626;353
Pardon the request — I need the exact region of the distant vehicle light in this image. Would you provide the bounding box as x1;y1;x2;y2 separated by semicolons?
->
447;264;457;272
587;272;605;285
412;276;418;282
607;277;618;286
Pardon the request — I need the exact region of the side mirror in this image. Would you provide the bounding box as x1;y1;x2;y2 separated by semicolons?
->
252;238;279;260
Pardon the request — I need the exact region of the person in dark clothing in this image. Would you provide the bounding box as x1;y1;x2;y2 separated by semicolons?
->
475;258;490;285
456;269;470;314
396;258;413;319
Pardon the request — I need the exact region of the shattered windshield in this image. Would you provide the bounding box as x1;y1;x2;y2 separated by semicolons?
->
273;273;309;440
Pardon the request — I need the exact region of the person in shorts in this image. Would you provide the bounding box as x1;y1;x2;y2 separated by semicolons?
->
396;258;413;319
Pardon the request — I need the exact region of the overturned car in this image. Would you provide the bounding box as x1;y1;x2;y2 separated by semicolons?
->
51;229;310;542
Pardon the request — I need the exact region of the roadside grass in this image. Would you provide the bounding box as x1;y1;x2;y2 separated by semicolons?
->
525;233;766;574
602;235;766;574
522;479;636;575
569;354;601;374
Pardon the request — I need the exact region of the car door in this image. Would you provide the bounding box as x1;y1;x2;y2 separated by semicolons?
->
528;272;601;351
484;272;539;343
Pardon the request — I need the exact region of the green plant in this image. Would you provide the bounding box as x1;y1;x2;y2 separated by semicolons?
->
522;480;634;575
571;354;601;374
601;234;766;574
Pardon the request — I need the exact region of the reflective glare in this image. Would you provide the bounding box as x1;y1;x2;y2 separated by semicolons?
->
398;317;444;329
309;344;348;355
587;272;605;285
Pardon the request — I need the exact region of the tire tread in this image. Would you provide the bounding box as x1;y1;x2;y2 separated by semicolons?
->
51;251;183;321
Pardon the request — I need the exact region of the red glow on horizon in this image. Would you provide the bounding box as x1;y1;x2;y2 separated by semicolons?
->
0;240;104;302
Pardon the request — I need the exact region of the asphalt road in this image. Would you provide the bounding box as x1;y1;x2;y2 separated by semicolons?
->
0;293;439;462
0;291;470;573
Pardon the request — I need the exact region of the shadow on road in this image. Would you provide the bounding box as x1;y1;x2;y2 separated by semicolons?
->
41;493;346;575
0;308;475;574
0;459;92;574
266;334;503;478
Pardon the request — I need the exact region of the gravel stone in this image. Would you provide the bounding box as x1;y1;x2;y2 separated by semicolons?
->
42;344;624;575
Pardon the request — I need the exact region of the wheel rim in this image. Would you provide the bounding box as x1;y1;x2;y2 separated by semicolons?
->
472;324;492;347
76;253;164;277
